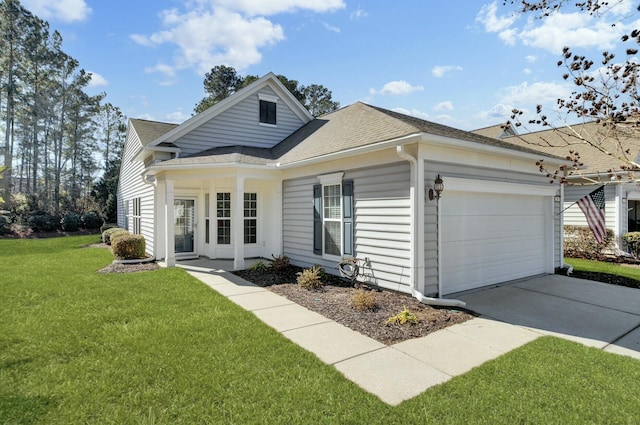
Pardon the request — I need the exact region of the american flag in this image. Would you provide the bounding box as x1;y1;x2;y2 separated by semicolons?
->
577;185;606;243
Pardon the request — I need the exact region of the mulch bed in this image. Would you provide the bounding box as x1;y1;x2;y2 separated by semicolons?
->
570;270;640;289
234;266;475;345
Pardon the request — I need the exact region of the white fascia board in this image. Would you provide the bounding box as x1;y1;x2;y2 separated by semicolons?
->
445;176;559;196
133;146;181;162
146;162;277;175
422;133;566;166
275;133;423;169
146;73;313;149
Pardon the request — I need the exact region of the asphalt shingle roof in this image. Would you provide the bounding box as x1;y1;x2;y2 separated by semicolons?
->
130;118;178;147
147;102;561;169
499;121;640;175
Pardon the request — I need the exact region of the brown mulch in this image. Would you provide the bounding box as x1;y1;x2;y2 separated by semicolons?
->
570;270;640;289
86;242;161;274
234;266;475;345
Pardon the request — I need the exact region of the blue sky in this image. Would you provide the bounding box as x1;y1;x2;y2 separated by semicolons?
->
22;0;638;130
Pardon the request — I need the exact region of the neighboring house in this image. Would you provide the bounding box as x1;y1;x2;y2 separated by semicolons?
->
118;72;564;299
489;122;640;250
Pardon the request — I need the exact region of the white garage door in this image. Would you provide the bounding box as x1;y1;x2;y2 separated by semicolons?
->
440;189;550;295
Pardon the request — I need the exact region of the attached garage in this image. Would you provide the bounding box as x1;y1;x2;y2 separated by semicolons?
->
439;178;557;295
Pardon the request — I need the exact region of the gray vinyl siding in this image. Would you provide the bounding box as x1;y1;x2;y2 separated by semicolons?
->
117;128;155;255
175;87;306;156
424;161;561;296
282;162;412;293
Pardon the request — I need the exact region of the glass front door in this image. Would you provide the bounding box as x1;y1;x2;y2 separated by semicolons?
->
174;199;195;254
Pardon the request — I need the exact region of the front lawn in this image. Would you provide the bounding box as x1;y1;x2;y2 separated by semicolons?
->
1;236;639;424
565;257;640;288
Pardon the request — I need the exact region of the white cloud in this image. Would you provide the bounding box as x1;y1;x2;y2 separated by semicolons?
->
165;109;189;123
393;107;430;120
371;80;424;96
350;7;367;19
478;0;637;54
87;72;108;88
476;2;517;32
132;7;284;75
132;1;344;77
523;68;532;74
431;65;463;78
323;22;341;33
499;81;571;106
434;101;454;112
526;55;537;63
22;0;91;22
519;12;627;53
211;0;345;16
478;103;517;122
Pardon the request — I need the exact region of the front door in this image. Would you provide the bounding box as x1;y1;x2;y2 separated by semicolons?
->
174;199;195;256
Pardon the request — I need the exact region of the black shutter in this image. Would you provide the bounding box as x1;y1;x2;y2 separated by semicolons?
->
342;180;354;257
313;184;322;255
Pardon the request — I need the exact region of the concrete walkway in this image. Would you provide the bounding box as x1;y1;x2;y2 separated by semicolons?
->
174;261;640;405
175;260;541;406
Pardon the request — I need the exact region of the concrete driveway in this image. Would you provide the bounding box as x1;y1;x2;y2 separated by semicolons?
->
457;274;640;359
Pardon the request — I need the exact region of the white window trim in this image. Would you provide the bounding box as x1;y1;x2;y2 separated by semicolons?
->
258;93;279;103
318;171;344;261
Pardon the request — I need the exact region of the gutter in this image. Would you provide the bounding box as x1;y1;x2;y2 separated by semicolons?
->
395;145;466;308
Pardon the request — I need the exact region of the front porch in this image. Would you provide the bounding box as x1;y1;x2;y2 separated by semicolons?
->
158;256;265;272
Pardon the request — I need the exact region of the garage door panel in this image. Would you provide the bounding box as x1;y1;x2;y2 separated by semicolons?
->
441;190;549;295
445;192;545;215
442;215;544;242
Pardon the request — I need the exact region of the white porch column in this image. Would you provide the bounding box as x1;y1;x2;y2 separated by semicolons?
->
165;180;176;267
233;177;245;270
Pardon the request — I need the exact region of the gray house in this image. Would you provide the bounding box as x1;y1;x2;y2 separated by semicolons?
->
118;73;564;300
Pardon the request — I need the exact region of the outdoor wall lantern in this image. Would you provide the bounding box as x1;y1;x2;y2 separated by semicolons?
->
428;174;444;201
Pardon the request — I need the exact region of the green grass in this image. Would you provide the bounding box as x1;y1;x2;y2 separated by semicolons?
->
565;257;640;281
1;236;640;424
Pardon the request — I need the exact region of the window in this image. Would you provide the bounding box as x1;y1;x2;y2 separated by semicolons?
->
323;185;342;256
124;200;130;231
204;193;210;244
132;198;141;234
217;193;231;244
629;200;640;232
259;100;276;125
244;193;257;244
313;174;354;258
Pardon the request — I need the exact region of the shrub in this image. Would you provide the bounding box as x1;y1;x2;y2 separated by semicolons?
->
60;212;80;231
100;223;119;234
270;254;290;271
81;211;103;229
112;234;146;260
248;260;269;272
296;264;324;289
564;225;615;260
109;229;130;245
103;227;126;245
27;213;59;232
622;232;640;258
386;307;418;325
0;213;9;235
349;289;377;311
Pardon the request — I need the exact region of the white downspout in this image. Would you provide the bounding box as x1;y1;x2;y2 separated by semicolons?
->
396;145;466;308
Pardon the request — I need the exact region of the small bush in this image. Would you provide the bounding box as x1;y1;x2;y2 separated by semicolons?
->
112;234;146;260
296;264;324;289
27;213;59;232
349;289;377;311
248;260;269;272
0;214;9;235
60;212;80;231
81;211;103;229
270;254;290;271
100;223;119;233
564;225;614;260
103;227;126;245
622;232;640;258
386;307;418;325
109;229;130;245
